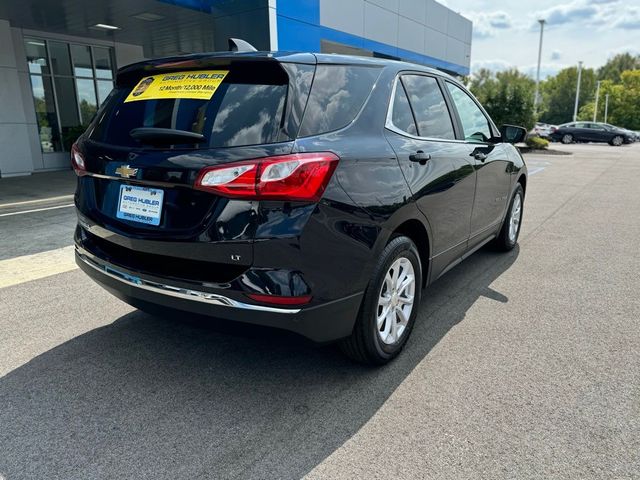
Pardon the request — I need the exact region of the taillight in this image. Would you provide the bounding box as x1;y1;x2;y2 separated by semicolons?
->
246;293;313;306
71;143;87;176
194;152;339;201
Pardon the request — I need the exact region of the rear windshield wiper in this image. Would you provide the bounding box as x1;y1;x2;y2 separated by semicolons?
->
129;127;206;146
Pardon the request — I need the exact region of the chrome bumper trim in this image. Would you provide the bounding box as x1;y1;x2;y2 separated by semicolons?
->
76;250;301;314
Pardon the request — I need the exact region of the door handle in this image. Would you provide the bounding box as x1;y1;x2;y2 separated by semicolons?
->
409;151;431;165
473;152;488;161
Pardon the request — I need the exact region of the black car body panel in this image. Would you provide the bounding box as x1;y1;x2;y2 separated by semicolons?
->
74;51;527;342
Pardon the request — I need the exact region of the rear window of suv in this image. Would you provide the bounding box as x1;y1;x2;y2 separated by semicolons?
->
89;63;290;149
298;65;381;137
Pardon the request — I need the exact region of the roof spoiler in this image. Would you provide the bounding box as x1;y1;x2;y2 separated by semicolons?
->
228;38;258;53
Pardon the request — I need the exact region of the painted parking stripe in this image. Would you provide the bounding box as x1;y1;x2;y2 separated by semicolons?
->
0;204;75;217
528;167;546;176
0;245;77;289
0;194;74;209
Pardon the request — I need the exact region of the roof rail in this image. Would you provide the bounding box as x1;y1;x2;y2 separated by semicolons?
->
228;38;258;53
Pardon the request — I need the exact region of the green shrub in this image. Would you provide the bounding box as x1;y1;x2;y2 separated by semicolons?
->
526;136;549;150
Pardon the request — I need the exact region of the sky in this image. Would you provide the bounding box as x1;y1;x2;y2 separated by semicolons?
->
441;0;640;78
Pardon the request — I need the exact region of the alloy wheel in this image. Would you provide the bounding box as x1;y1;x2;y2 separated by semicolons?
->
377;257;416;345
509;193;522;243
612;136;623;146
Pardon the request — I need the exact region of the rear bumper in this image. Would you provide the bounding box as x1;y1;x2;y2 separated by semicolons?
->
75;247;362;343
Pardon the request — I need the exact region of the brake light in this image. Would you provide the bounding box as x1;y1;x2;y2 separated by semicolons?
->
194;152;339;201
71;143;87;176
246;293;312;306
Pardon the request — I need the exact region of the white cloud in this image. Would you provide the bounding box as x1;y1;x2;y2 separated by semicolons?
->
444;0;639;75
533;0;640;31
466;11;513;38
521;63;566;79
613;6;640;29
471;59;513;73
606;45;640;57
536;1;598;26
471;59;566;80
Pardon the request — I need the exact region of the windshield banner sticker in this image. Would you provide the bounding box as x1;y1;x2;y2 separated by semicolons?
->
124;70;229;103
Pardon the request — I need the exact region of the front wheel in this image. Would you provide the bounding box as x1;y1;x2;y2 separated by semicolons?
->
340;236;422;365
610;135;624;146
493;184;524;251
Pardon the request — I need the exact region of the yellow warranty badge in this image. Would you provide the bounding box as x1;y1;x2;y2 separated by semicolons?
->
124;70;229;103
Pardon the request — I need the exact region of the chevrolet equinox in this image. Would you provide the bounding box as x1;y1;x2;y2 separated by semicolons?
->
73;45;527;364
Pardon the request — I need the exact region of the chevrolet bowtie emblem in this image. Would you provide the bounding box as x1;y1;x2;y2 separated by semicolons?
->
115;164;139;179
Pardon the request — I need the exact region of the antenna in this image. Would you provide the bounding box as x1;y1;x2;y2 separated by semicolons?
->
228;38;258;53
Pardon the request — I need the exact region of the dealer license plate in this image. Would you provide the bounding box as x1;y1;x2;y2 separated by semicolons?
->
116;185;164;226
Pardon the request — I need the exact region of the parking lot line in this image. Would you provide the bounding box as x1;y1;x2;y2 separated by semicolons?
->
0;204;75;217
0;194;74;209
528;167;546;176
0;245;77;288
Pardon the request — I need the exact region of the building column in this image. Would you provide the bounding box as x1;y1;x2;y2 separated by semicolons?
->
0;19;42;177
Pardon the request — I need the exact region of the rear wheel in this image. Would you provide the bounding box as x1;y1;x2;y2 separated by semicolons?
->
610;135;624;146
493;184;524;251
340;235;422;365
561;134;573;144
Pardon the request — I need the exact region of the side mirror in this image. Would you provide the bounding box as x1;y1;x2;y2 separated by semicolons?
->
500;125;527;144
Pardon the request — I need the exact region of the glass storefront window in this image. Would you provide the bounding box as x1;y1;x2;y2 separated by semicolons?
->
97;80;114;105
76;78;98;125
24;38;49;75
93;47;114;80
48;41;72;76
54;77;80;127
30;75;61;153
71;45;93;77
24;37;115;152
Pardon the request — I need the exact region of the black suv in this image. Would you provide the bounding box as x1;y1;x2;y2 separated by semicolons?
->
73;48;527;364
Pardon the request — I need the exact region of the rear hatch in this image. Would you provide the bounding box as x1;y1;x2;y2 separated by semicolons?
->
75;54;315;271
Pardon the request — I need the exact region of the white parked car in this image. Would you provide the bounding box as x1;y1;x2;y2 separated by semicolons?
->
530;122;557;139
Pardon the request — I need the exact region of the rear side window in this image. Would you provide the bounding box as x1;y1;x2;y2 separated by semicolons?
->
390;81;417;136
401;75;455;140
298;65;381;137
89;64;289;149
445;82;492;143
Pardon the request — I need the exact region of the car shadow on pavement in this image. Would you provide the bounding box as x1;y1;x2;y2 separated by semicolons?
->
0;246;518;480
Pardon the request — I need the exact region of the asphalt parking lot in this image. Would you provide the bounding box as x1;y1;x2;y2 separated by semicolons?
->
1;143;639;479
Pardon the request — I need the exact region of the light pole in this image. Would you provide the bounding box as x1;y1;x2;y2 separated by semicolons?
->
534;19;546;112
573;61;583;122
604;93;609;123
593;80;601;122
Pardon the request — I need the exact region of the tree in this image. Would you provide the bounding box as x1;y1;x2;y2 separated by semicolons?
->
597;53;640;83
539;66;597;125
576;79;615;122
469;68;536;130
576;71;640;129
607;70;640;130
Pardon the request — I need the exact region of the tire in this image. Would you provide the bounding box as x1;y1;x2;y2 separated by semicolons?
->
493;184;524;251
340;235;422;365
561;134;573;144
610;135;624;146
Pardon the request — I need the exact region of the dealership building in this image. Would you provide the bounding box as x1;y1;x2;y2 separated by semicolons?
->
0;0;472;177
